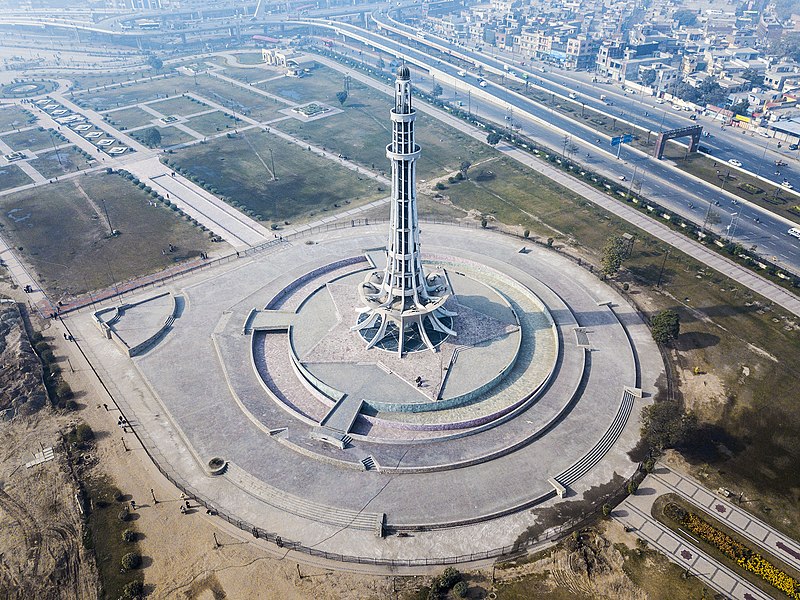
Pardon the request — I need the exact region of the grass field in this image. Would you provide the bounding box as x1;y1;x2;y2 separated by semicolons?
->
27;146;95;179
104;106;158;130
0;171;211;296
258;65;348;105
131;125;197;148
147;95;209;117
0;105;36;132
272;68;491;179
1;127;60;152
183;111;238;136
74;75;190;111
0;163;33;191
166;131;384;224
191;74;284;122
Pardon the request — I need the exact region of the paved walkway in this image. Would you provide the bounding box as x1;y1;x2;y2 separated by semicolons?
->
613;462;800;600
650;465;800;572
310;56;800;318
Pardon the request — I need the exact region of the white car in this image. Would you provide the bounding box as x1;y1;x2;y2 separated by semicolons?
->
728;159;742;167
457;70;466;77
479;80;487;87
782;180;794;189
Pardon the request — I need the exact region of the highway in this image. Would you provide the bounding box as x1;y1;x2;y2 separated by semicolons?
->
315;14;800;275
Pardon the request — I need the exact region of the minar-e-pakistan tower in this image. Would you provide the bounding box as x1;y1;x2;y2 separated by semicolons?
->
353;65;456;356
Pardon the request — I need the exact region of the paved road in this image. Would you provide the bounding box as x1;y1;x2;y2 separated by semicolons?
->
344;16;800;275
613;463;800;600
312;55;800;317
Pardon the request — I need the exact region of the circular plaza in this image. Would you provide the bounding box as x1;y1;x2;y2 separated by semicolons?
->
70;223;664;563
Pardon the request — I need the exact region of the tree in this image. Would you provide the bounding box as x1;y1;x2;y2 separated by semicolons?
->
640;400;696;451
651;309;680;344
431;83;443;98
459;160;471;177
740;68;764;87
640;69;657;87
730;98;750;117
600;235;627;276
336;90;348;106
141;127;161;147
121;552;141;571
673;9;698;27
147;55;163;71
486;132;502;145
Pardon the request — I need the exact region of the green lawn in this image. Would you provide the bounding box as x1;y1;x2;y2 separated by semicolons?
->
191;74;284;122
28;146;95;179
0;105;36;132
103;106;157;130
131;126;197;148
0;163;33;191
2;127;61;152
183;111;238;137
272;68;491;180
0;171;211;296
258;65;347;104
74;75;191;111
147;95;209;117
166;131;384;224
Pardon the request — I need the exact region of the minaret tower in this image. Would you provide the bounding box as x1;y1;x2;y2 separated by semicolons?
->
353;66;456;356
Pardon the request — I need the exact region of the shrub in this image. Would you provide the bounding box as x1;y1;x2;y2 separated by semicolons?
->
627;480;639;495
480;218;488;228
34;341;50;355
76;423;94;442
121;552;141;570
523;229;530;238
118;508;131;522
453;581;468;598
546;237;554;247
651;309;680;344
439;567;461;589
121;529;136;543
122;580;143;599
602;503;612;517
56;381;73;400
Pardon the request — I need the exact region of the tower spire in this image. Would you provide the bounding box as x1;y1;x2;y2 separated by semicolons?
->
352;67;456;356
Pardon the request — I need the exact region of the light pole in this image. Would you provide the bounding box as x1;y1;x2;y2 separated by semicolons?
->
725;212;739;242
656;248;670;288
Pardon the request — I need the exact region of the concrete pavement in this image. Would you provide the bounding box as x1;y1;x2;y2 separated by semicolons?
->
312;55;800;317
613;462;800;600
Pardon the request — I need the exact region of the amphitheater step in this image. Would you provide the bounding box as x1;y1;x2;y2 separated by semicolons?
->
225;463;383;533
361;455;376;471
555;387;635;488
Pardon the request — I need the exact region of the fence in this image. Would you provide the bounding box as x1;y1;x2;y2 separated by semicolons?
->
55;216;652;567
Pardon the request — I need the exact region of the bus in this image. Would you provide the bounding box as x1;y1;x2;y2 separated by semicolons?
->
137;21;161;30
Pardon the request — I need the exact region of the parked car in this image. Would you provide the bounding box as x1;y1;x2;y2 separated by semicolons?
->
790;143;799;151
782;180;794;189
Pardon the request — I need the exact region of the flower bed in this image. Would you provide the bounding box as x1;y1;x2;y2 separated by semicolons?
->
664;502;800;599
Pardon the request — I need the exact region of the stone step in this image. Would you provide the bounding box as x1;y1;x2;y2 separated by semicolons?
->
361;455;376;471
556;388;635;487
225;463;382;532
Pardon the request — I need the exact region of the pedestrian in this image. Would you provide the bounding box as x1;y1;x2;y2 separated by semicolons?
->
130;500;136;510
185;499;191;509
64;332;68;340
103;403;108;411
180;505;185;514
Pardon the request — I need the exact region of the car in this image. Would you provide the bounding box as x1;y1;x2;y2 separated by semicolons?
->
568;92;577;99
457;70;466;77
673;104;683;110
689;114;697;120
728;159;742;167
782;180;794;189
789;227;800;239
618;175;627;181
790;144;799;151
479;80;487;87
655;99;665;104
698;145;712;154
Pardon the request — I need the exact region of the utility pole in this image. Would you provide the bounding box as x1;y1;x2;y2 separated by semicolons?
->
269;147;276;180
100;199;114;235
656;248;670;288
